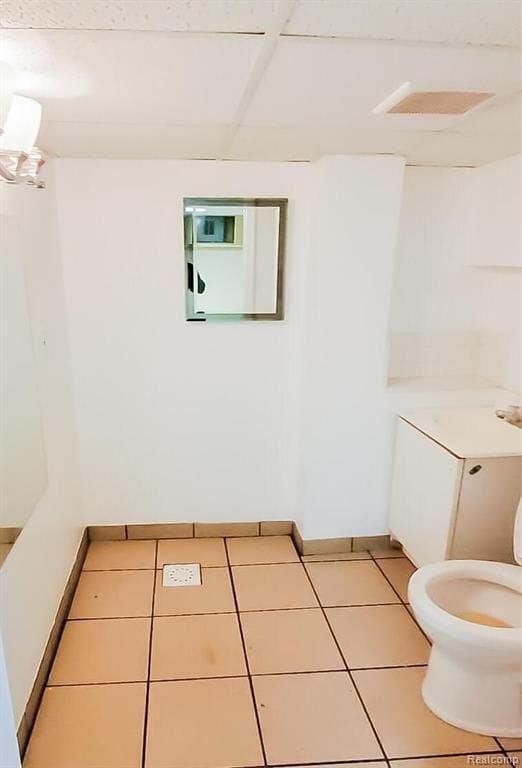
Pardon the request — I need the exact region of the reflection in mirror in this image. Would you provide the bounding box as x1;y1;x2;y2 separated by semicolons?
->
0;213;47;568
184;198;287;321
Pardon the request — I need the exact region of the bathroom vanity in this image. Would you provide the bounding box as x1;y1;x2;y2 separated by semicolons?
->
389;407;522;567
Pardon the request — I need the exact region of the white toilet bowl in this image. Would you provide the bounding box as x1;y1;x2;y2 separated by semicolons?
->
408;499;522;737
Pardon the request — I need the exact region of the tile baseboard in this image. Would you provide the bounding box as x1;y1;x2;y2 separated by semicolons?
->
88;525;127;541
194;522;259;538
87;521;391;555
128;523;194;540
17;529;89;758
260;521;293;536
352;534;394;552
299;537;353;556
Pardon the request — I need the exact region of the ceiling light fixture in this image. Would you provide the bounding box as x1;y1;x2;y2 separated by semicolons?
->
0;63;45;188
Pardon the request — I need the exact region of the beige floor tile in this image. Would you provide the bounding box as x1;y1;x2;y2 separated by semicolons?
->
326;605;430;668
145;678;263;768
353;667;498;758
69;570;154;619
153;567;235;615
151;613;246;680
305;561;400;607
253;672;383;764
392;759;502;768
376;557;416;602
49;618;150;685
502;739;522;749
302;551;371;562
227;535;299;565
232;563;318;611
157;537;227;567
276;765;385;768
83;540;156;570
241;608;344;674
24;683;146;768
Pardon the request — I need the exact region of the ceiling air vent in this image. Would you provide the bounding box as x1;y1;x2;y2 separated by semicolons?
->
388;91;494;115
372;82;494;115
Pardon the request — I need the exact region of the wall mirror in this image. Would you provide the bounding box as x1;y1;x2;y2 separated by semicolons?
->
183;198;287;321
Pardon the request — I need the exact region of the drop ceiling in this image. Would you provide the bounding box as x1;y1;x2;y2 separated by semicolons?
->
1;0;521;166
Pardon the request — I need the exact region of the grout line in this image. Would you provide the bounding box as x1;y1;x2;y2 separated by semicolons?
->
271;750;508;767
140;539;158;768
47;679;149;688
67;601;413;622
229;559;302;566
368;554;408;605
299;557;390;763
46;663;431;688
494;736;511;759
368;553;431;642
83;567;161;572
224;538;268;767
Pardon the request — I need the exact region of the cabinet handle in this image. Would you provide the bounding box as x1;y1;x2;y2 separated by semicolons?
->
469;464;482;475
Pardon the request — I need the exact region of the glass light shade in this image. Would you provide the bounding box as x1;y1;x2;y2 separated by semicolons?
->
0;95;42;153
0;62;15;131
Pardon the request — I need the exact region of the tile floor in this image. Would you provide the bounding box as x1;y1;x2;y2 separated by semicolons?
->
23;535;516;768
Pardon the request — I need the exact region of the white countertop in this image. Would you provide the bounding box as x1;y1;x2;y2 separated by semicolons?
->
399;406;522;459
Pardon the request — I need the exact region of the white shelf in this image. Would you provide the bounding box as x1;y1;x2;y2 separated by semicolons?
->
399;406;522;459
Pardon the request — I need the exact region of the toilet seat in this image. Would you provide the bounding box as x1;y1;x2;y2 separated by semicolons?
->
409;560;522;654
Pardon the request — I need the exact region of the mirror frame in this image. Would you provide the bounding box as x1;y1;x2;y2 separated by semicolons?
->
183;197;287;322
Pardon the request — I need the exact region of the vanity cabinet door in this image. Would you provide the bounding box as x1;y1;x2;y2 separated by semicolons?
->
450;456;522;563
389;420;463;567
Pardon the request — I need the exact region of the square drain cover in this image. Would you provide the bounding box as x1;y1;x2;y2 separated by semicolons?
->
162;563;201;587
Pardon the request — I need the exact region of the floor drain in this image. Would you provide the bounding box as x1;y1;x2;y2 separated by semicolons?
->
162;563;201;587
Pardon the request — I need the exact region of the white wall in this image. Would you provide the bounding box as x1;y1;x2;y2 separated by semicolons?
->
54;157;412;539
389;164;522;394
0;167;83;728
470;154;522;269
296;156;406;538
0;216;47;528
55;160;310;526
51;156;520;545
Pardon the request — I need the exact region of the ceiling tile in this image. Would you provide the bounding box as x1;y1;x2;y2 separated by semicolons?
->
0;29;261;124
0;0;279;33
285;0;522;47
243;37;522;127
38;122;229;159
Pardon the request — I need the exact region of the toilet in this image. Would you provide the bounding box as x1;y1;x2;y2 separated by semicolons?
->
409;498;522;737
